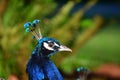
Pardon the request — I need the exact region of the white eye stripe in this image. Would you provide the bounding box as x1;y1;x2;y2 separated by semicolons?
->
43;42;54;50
54;42;59;47
48;41;59;47
43;41;60;51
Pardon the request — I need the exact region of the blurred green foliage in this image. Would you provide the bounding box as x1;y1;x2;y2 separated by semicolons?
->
0;0;120;79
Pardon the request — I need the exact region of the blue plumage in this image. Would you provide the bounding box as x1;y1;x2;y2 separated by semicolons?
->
26;38;63;80
24;20;72;80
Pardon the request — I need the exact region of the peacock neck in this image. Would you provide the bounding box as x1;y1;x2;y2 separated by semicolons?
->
26;44;64;80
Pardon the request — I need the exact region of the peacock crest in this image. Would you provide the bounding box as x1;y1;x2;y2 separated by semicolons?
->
24;19;42;40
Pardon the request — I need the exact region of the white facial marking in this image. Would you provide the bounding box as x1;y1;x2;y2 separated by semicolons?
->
43;42;54;51
54;42;59;47
48;41;59;47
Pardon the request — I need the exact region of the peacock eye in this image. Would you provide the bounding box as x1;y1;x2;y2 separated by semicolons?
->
48;42;54;47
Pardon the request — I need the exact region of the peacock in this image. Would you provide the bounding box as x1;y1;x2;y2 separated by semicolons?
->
24;19;72;80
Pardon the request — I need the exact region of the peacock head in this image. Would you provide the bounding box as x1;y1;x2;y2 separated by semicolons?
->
24;19;72;57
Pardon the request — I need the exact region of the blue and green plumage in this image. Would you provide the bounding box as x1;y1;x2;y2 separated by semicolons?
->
24;20;72;80
26;38;63;80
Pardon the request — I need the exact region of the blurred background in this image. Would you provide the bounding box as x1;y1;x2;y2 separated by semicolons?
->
0;0;120;80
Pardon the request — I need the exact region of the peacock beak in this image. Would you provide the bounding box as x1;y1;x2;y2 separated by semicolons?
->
58;45;72;52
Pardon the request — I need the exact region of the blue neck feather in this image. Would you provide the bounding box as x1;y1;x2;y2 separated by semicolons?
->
26;45;63;80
